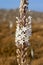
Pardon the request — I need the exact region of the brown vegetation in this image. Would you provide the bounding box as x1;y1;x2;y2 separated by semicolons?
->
0;9;43;65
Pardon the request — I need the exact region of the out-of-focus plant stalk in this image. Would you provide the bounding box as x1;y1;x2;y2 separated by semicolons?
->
15;0;34;65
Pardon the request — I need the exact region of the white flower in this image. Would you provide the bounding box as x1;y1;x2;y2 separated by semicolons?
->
15;29;22;37
15;38;24;45
16;26;19;31
28;16;32;19
16;17;19;21
26;29;32;36
16;21;18;24
16;36;21;41
28;16;32;24
22;26;27;32
27;25;31;29
19;40;24;45
23;4;27;8
21;32;25;37
26;18;28;23
25;37;29;42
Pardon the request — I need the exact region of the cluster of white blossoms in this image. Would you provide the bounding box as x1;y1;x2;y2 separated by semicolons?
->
15;1;34;65
15;16;32;47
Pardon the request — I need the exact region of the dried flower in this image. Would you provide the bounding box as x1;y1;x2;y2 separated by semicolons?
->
15;0;34;65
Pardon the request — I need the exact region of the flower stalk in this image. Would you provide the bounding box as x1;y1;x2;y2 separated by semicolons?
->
15;0;34;65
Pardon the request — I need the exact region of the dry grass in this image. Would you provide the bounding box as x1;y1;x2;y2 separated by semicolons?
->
0;9;43;65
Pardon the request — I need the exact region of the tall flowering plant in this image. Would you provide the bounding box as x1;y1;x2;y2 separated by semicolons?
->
15;0;34;65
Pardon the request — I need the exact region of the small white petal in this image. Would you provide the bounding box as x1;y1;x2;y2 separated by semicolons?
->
22;26;27;32
16;17;19;21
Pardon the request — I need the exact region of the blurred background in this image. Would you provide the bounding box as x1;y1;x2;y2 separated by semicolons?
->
0;0;43;65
